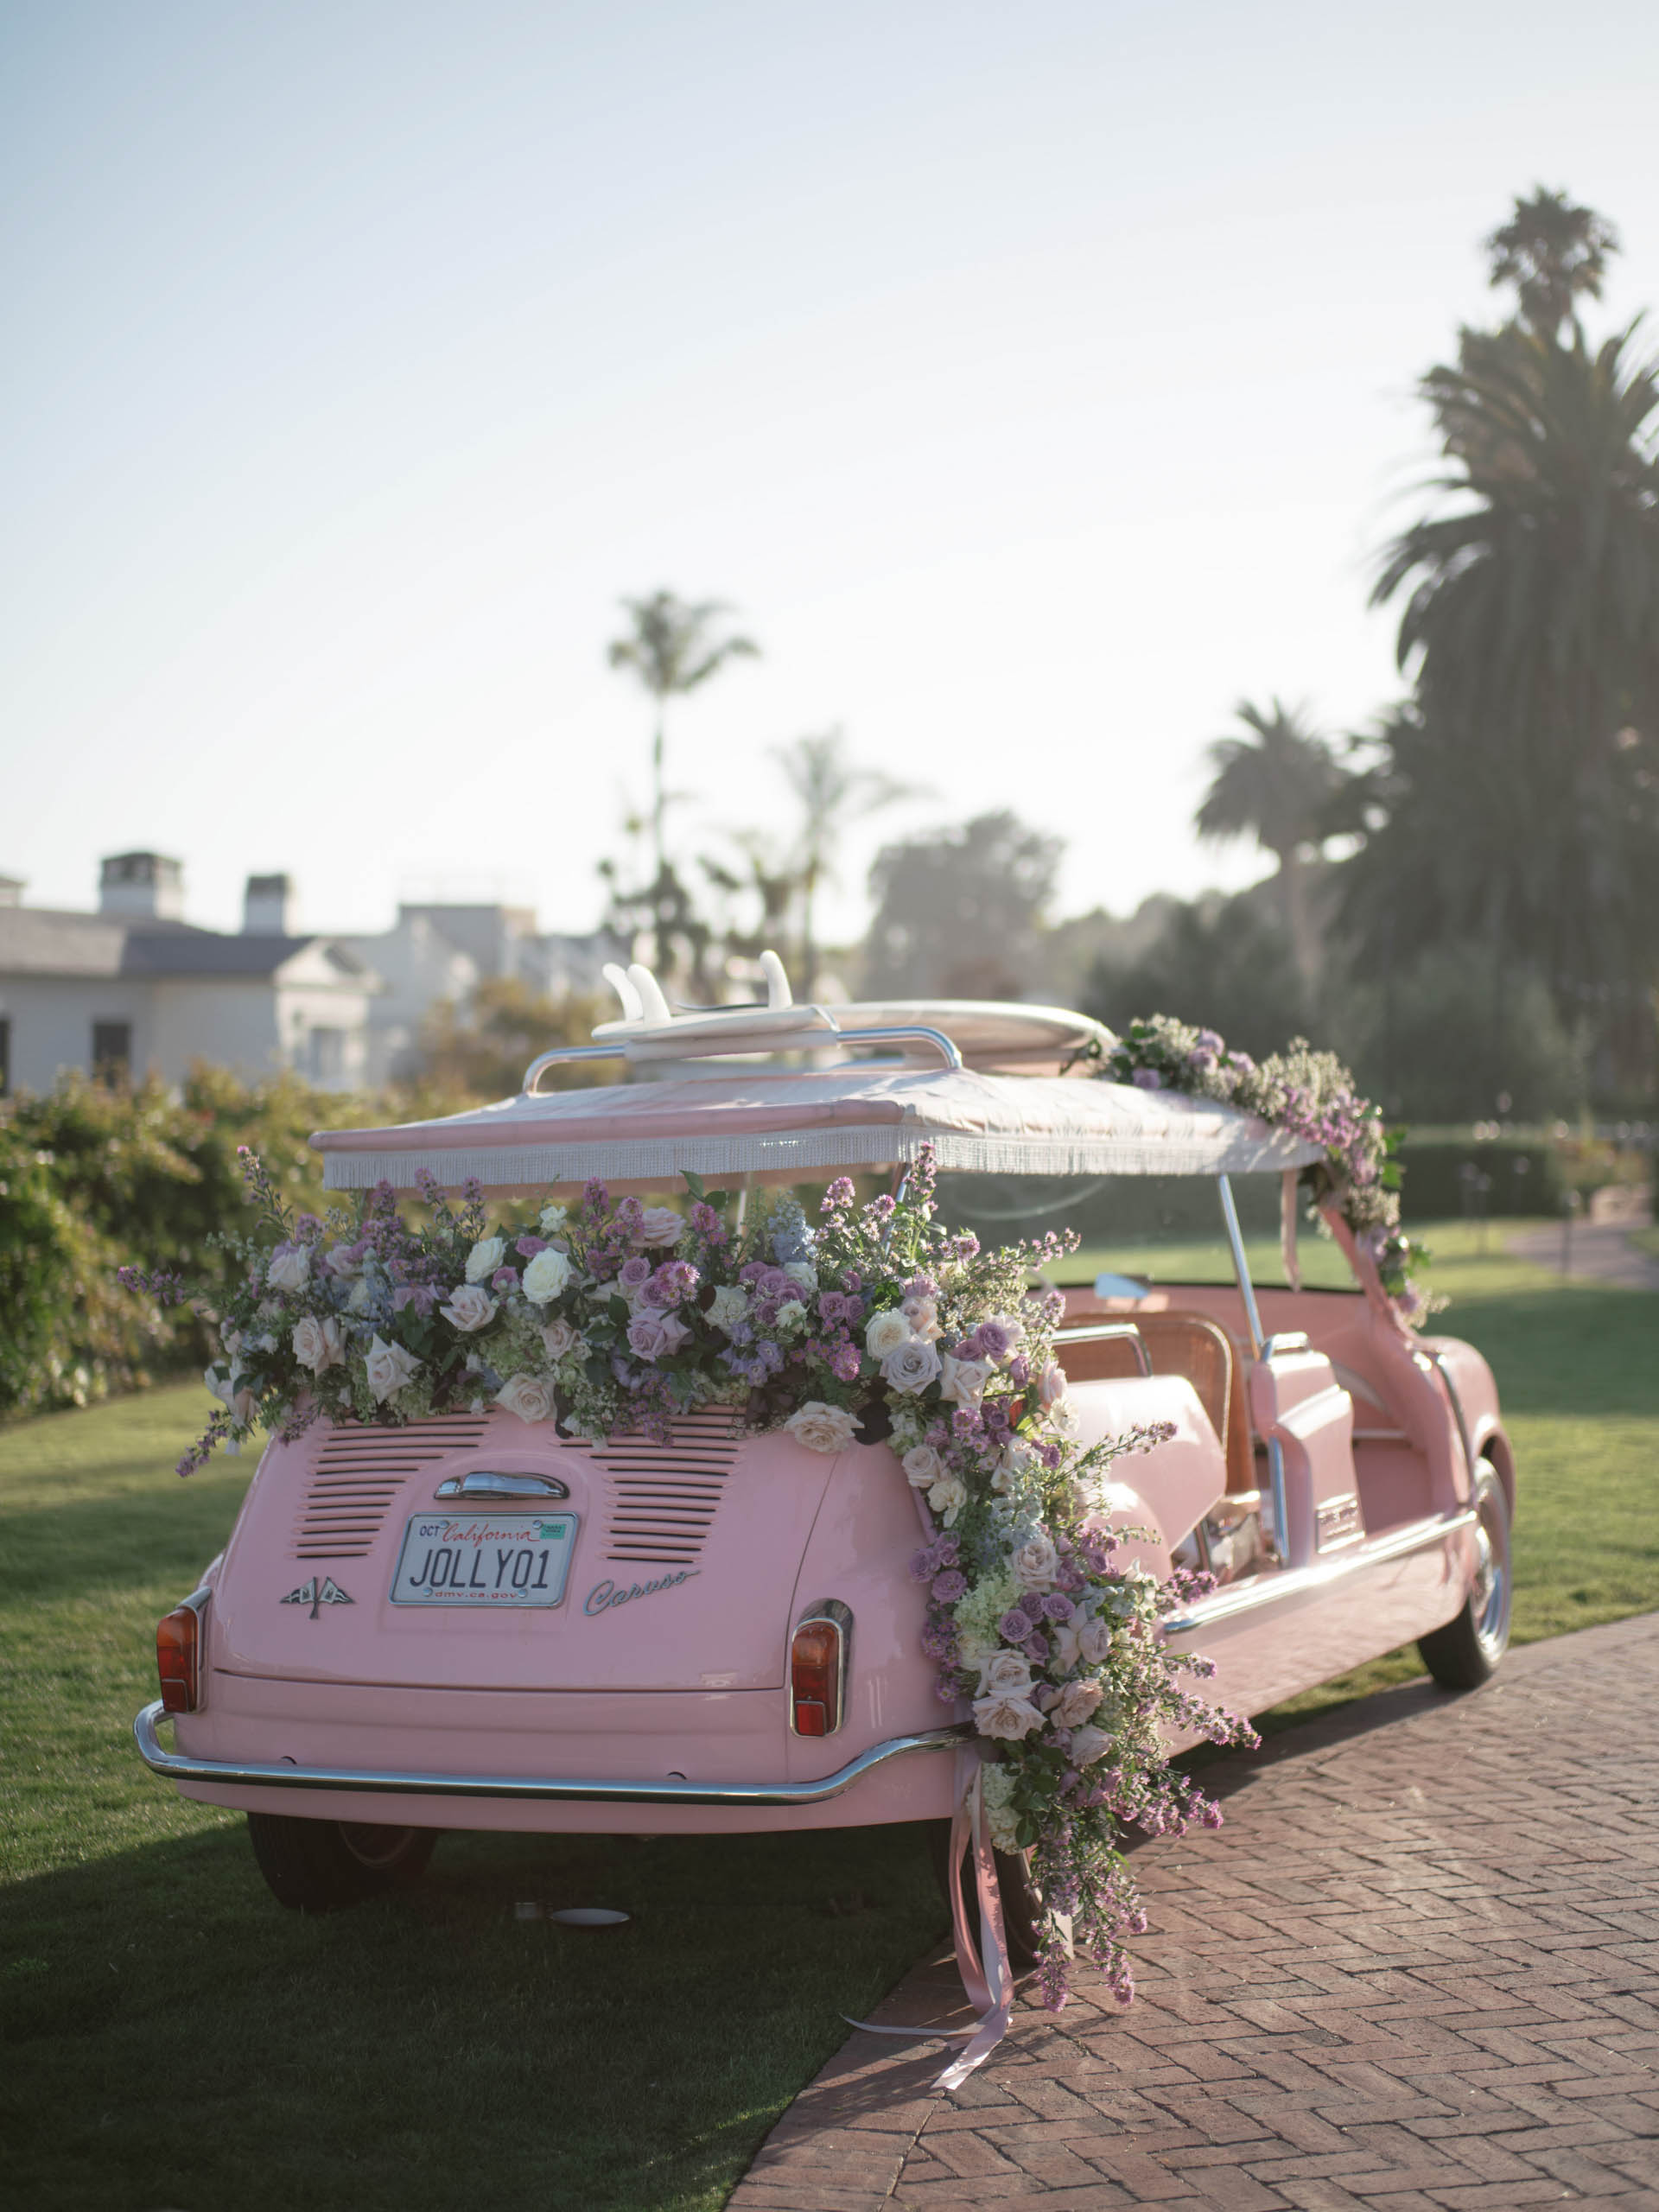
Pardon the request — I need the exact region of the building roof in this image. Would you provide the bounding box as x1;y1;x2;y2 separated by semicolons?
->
0;906;375;983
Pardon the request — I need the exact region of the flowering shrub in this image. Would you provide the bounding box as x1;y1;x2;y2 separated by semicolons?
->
134;1141;1251;2006
1098;1015;1436;1322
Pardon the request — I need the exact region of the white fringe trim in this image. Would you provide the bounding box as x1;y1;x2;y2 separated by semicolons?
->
321;1122;1320;1192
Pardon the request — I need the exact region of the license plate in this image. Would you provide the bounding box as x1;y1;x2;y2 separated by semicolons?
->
390;1512;579;1608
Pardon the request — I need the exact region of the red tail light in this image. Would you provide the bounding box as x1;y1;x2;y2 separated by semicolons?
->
156;1599;204;1714
790;1605;849;1737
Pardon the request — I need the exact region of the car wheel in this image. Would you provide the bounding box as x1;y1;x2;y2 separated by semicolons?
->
1417;1463;1511;1691
246;1813;436;1912
927;1821;1046;1973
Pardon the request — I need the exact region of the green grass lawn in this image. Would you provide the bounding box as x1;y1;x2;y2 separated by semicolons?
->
0;1390;944;2212
3;1222;1656;2209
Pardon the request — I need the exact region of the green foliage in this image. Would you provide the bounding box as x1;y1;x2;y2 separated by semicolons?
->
418;978;611;1103
1331;947;1587;1123
864;810;1063;999
0;1070;417;1421
1084;892;1310;1062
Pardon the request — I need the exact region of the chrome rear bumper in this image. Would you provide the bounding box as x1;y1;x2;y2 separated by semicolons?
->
132;1701;968;1808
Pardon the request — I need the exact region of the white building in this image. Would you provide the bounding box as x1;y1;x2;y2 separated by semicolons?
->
0;855;381;1096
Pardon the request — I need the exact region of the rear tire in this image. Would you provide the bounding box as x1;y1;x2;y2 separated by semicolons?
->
1418;1463;1511;1690
246;1813;435;1912
927;1821;1046;1972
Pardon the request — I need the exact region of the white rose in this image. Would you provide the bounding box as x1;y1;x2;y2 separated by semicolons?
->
1038;1362;1070;1408
1047;1395;1081;1439
901;1443;944;1491
1012;1533;1061;1592
265;1244;310;1293
978;1648;1036;1698
538;1204;569;1234
1053;1677;1105;1727
972;1692;1045;1741
291;1313;344;1374
864;1308;915;1360
1077;1617;1115;1665
783;1259;818;1293
363;1333;421;1404
1067;1724;1113;1766
205;1359;257;1427
927;1472;968;1522
540;1317;579;1362
495;1370;558;1424
347;1277;375;1315
773;1299;808;1332
440;1284;499;1333
940;1353;993;1408
901;1295;942;1341
522;1246;573;1304
881;1337;942;1395
708;1284;749;1333
993;1437;1039;1495
785;1401;863;1454
634;1206;683;1248
465;1236;506;1284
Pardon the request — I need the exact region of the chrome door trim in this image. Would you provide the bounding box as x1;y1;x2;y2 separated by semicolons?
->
1161;1507;1477;1636
132;1705;969;1808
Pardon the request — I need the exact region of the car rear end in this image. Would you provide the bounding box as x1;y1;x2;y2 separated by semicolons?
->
143;1407;957;1837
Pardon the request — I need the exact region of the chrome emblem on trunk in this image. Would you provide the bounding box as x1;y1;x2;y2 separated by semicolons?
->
281;1575;354;1619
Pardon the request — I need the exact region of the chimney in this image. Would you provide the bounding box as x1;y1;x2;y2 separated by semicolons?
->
99;851;184;920
243;873;296;934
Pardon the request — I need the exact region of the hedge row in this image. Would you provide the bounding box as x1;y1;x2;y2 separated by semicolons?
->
0;1068;459;1420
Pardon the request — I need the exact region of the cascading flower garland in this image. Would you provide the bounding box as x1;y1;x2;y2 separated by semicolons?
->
1093;1014;1437;1323
127;1141;1254;2008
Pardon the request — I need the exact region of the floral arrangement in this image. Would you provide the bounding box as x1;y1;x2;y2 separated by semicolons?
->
1092;1015;1436;1324
128;1142;1251;2010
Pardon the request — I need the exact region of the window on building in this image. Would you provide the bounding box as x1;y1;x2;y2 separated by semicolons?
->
92;1020;132;1085
0;1015;10;1098
307;1027;346;1083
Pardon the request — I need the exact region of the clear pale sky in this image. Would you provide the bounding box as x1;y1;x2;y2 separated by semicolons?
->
3;0;1656;947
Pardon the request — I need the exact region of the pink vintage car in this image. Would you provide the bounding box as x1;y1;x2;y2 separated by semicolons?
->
135;975;1511;1954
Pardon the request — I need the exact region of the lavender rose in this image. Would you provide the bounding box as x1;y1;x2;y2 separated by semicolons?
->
881;1336;942;1394
539;1317;578;1362
634;1206;684;1248
900;1442;944;1490
971;1691;1044;1741
1053;1676;1106;1727
939;1353;993;1408
1011;1532;1061;1592
1066;1723;1112;1765
1077;1617;1115;1665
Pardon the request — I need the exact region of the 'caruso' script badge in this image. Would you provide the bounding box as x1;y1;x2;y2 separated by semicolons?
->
585;1569;698;1617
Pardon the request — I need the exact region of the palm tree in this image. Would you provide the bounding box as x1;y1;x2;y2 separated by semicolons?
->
1194;699;1347;988
607;591;760;963
772;731;921;994
1370;321;1659;1018
1484;187;1619;339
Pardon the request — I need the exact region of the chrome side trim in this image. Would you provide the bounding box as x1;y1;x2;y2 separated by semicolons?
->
522;1019;963;1092
1420;1344;1478;1484
1161;1508;1477;1636
132;1707;969;1808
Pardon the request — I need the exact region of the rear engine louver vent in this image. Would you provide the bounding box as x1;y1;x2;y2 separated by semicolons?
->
591;1409;744;1567
293;1418;491;1560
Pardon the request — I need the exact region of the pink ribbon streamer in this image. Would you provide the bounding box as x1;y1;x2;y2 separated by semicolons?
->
842;1744;1015;2089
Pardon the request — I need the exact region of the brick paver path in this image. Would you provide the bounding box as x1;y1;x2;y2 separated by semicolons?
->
730;1612;1659;2209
